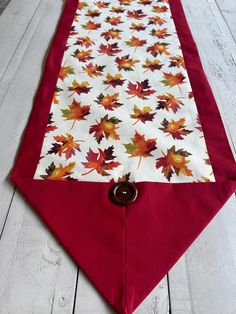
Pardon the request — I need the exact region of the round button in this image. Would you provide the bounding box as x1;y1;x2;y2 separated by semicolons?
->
109;181;138;206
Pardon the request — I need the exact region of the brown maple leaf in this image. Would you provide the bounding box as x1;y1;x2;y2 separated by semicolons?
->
45;113;57;133
85;9;101;17
110;6;125;13
98;43;122;56
47;133;84;159
138;0;152;5
127;9;147;19
101;28;122;41
105;16;123;25
147;42;170;57
82;63;105;77
130;22;146;32
76;36;95;48
95;1;110;8
161;72;186;92
148;16;166;26
72;49;94;62
40;162;75;180
61;100;90;129
103;73;126;90
117;172;131;182
68;80;92;97
143;58;163;72
82;146;120;176
130;105;156;125
156;93;184;113
152;5;168;13
169;55;186;69
115;55;139;71
95;93;123;110
89;114;121;143
124;131;157;169
159;118;193;140
156;146;193;181
52;86;63;105
126;79;155;99
59;66;75;81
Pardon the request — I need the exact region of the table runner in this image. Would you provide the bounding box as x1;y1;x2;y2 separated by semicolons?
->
10;0;235;313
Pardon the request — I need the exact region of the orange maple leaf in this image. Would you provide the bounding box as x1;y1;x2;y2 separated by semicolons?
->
150;28;170;39
47;133;84;159
59;66;75;81
77;1;88;10
115;55;139;71
82;20;101;30
98;43;122;56
148;16;166;26
156;146;193;181
40;162;75;180
68;80;92;97
147;42;170;56
124;131;157;169
101;28;122;41
143;58;163;72
130;22;146;32
152;5;168;13
138;0;152;5
95;93;123;110
89;114;121;143
105;16;123;25
46;113;57;133
73;49;94;62
85;9;101;17
82;63;105;77
127;9;147;19
52;86;63;105
161;72;186;92
130;105;156;125
76;36;95;48
61;100;90;129
169;55;186;69
110;6;125;13
156;93;184;113
103;73;126;90
126;79;155;99
125;36;147;52
119;0;133;5
159;118;193;140
82;146;121;176
95;1;110;8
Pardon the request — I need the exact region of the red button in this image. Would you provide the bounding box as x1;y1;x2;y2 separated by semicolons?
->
109;181;138;206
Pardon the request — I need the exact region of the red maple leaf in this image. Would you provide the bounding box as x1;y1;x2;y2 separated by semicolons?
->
126;79;155;99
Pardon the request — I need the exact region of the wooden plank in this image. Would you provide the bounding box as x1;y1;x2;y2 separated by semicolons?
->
215;0;236;41
74;271;169;313
169;1;236;312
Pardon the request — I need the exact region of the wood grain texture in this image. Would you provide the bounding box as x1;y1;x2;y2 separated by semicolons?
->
0;0;235;313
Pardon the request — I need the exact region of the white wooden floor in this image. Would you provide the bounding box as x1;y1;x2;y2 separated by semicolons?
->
0;0;235;313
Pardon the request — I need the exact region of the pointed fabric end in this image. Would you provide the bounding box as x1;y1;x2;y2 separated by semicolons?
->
10;175;235;314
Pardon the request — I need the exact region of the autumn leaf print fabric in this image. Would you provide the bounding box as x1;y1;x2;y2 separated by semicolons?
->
34;0;215;183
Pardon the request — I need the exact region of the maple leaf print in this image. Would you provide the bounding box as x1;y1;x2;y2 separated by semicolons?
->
82;63;105;77
127;9;147;19
103;73;126;89
130;23;146;32
152;5;168;13
196;115;203;132
72;49;94;62
143;58;163;72
125;36;147;52
159;118;193;140
98;43;122;56
156;146;193;181
105;16;123;26
148;16;166;26
189;91;194;99
85;9;101;17
126;79;155;99
101;28;123;41
61;100;90;130
147;42;170;56
110;6;125;13
59;66;75;81
160;72;186;92
45;113;57;133
124;131;157;169
89;114;121;143
95;1;110;8
52;86;63;105
40;162;75;180
119;0;133;5
130;105;156;125
138;0;152;5
150;28;170;39
115;55;139;71
156;93;184;113
82;20;101;31
69;26;78;37
77;1;88;10
95;93;123;110
76;36;95;48
68;80;92;97
47;133;84;159
82;146;121;176
117;172;131;182
169;55;186;69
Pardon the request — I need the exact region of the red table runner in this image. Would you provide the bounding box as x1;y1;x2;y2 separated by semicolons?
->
10;0;236;313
